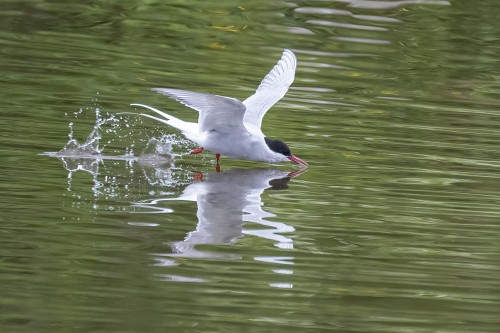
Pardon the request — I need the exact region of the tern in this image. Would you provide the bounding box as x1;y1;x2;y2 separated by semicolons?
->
131;49;308;167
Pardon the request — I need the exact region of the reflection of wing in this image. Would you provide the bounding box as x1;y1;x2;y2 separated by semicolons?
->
243;49;297;129
170;168;292;258
152;88;250;135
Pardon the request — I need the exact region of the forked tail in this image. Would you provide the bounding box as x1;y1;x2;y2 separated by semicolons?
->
129;103;198;136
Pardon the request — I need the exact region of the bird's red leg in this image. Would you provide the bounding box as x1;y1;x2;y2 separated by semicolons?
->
190;147;204;154
215;153;221;173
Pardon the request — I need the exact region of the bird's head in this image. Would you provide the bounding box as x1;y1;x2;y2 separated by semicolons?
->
264;137;308;167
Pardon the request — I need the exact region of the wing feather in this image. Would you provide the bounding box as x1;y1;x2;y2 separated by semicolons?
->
243;49;297;128
152;88;249;134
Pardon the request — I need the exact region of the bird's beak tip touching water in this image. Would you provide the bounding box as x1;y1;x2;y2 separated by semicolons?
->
288;155;308;167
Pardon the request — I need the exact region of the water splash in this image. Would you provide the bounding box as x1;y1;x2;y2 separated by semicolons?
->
59;107;116;156
42;103;199;200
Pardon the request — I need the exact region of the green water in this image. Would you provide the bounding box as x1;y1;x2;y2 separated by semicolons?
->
2;0;500;332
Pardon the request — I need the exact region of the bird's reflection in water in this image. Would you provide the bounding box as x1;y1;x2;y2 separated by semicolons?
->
136;167;304;287
46;148;303;287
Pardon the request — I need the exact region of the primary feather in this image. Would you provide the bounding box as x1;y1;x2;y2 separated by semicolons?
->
152;88;248;134
243;49;297;129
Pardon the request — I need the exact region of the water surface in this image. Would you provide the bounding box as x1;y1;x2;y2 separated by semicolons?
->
1;0;500;332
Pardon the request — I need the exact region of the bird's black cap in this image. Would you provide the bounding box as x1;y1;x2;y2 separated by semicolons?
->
264;137;291;156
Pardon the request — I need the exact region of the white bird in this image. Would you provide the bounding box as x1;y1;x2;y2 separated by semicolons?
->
131;49;308;167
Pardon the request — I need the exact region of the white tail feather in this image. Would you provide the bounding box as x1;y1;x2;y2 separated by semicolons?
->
130;103;198;137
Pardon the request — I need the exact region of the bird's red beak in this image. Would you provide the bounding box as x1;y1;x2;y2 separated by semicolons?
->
288;155;308;167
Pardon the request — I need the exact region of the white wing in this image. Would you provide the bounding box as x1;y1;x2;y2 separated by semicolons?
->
243;49;297;129
152;88;249;134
